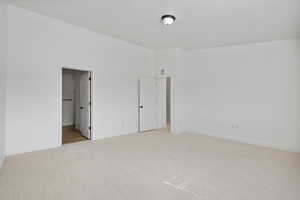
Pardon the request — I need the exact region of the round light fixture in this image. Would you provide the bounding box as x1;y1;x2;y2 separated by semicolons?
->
161;15;176;26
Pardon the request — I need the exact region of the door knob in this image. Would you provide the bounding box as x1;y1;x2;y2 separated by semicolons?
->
140;106;143;108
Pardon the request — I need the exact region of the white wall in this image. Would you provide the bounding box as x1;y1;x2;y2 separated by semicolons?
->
177;39;300;152
5;5;300;155
62;71;75;126
6;6;154;155
0;2;7;167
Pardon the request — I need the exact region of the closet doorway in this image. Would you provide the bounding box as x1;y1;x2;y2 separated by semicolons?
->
61;68;92;144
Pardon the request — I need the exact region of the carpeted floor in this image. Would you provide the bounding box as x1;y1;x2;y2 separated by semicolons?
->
0;129;300;200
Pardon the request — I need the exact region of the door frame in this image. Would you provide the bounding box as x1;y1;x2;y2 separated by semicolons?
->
138;75;173;132
58;66;94;146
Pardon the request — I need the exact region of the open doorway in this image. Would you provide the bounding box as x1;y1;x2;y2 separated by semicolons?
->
138;76;171;132
61;68;92;144
166;77;171;130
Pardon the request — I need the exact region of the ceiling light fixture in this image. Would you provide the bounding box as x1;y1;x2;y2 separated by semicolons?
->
161;15;176;26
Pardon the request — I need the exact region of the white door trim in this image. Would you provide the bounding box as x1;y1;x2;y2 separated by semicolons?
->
162;75;175;133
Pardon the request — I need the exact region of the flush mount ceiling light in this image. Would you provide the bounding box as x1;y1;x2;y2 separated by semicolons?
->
161;15;176;26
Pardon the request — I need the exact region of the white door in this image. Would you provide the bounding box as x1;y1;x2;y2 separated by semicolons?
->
79;72;91;139
139;77;157;131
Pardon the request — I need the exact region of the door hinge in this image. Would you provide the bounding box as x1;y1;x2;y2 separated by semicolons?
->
89;77;91;81
89;101;91;106
89;126;91;130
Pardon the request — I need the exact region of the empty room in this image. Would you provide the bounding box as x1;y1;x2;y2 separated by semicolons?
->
0;0;300;199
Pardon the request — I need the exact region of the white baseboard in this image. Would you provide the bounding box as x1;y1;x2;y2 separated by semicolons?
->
186;130;300;153
62;123;74;127
0;155;5;169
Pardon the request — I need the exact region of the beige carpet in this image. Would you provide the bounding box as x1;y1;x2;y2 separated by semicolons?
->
1;129;300;200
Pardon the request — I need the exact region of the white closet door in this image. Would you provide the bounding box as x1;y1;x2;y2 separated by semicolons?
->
79;72;91;139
